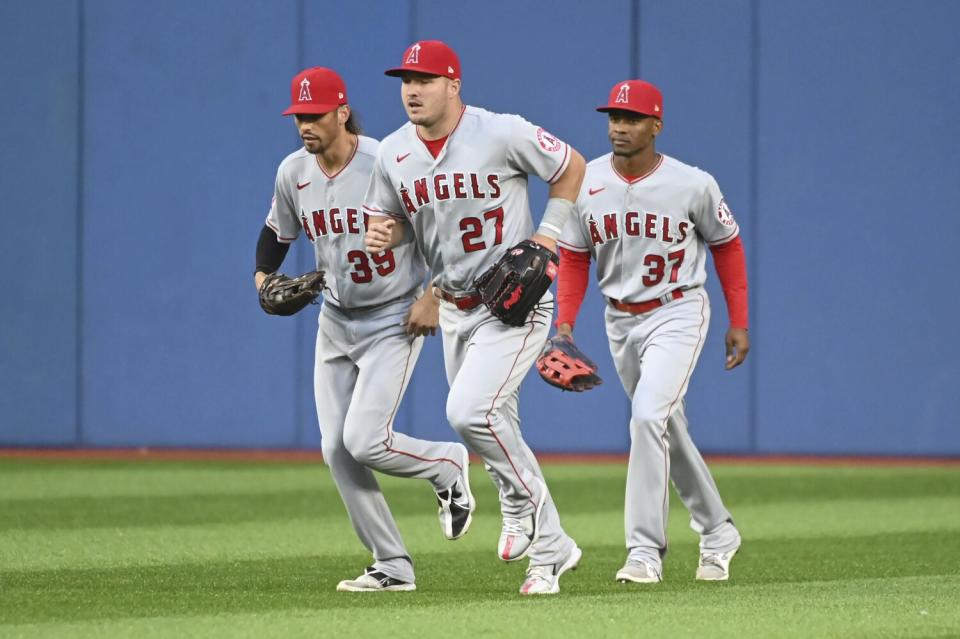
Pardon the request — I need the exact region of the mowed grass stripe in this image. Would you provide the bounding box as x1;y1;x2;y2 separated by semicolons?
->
3;459;958;501
1;581;958;639
0;464;330;500
4;463;959;531
2;529;958;625
9;575;959;639
5;492;959;573
1;460;958;637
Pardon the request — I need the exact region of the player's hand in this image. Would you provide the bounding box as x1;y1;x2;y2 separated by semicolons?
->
403;288;440;337
254;271;268;290
556;322;574;339
725;328;750;370
365;218;396;254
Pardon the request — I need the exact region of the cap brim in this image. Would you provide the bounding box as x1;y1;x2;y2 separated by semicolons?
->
596;105;660;118
384;66;446;78
282;103;340;116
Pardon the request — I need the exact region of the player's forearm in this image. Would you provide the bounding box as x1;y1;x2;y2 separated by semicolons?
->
709;236;749;329
534;150;585;247
255;225;290;289
556;247;591;331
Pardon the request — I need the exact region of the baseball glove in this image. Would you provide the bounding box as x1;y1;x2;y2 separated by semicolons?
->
258;270;325;316
474;240;559;327
536;334;603;392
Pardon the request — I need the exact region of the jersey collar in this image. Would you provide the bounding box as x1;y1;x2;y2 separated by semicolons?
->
414;104;467;166
611;152;663;185
315;134;359;180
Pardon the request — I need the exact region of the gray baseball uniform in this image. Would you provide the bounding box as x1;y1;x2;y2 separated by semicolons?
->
364;106;576;567
559;153;741;570
267;135;466;583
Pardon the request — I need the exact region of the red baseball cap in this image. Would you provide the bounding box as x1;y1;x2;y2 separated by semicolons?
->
597;80;663;118
282;67;347;116
384;40;461;80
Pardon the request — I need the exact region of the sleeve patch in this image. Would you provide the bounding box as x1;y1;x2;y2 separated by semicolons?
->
717;198;737;227
536;127;562;152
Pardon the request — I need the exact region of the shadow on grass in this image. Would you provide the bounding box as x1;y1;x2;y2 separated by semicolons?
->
6;468;960;532
2;531;959;625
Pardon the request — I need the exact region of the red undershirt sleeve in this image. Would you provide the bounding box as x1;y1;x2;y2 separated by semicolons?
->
708;235;749;329
556;247;591;330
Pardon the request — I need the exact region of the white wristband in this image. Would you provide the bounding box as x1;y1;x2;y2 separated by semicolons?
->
536;198;575;240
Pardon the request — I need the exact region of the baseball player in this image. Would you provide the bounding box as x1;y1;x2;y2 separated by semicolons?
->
363;40;585;595
555;80;749;583
255;67;476;593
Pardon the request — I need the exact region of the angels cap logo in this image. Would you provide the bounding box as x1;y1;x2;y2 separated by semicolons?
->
406;43;422;64
338;92;344;100
298;78;312;102
615;82;630;104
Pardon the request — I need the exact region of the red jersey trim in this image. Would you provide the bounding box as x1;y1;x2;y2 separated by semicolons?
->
557;238;589;253
611;153;663;185
416;105;466;158
265;218;296;243
707;227;741;246
315;134;359;180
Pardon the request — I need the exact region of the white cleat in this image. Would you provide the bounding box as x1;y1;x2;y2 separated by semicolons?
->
519;545;582;595
696;545;739;581
498;478;547;562
336;566;416;592
436;444;476;540
616;560;662;584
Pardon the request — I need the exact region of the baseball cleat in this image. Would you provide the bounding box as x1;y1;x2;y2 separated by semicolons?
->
336;567;416;592
519;544;582;595
696;545;739;581
497;477;547;562
436;443;475;540
616;560;662;584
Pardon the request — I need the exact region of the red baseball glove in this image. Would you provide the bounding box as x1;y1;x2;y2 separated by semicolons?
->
536;334;603;392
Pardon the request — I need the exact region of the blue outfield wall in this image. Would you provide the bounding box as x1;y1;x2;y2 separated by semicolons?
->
1;0;958;454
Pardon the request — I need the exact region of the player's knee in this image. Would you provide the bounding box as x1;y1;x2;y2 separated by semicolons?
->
342;428;379;467
445;398;479;436
320;440;349;469
630;397;672;428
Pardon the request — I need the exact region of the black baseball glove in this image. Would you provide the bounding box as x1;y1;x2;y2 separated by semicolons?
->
258;270;325;316
536;334;603;392
474;240;559;327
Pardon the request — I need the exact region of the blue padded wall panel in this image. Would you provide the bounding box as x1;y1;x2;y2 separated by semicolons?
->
2;0;957;454
80;0;302;446
754;0;960;454
0;1;80;445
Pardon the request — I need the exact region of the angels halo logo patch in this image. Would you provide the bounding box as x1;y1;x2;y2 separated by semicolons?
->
717;198;736;227
536;128;562;152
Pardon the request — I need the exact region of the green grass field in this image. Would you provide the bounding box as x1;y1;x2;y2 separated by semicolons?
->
1;456;959;638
